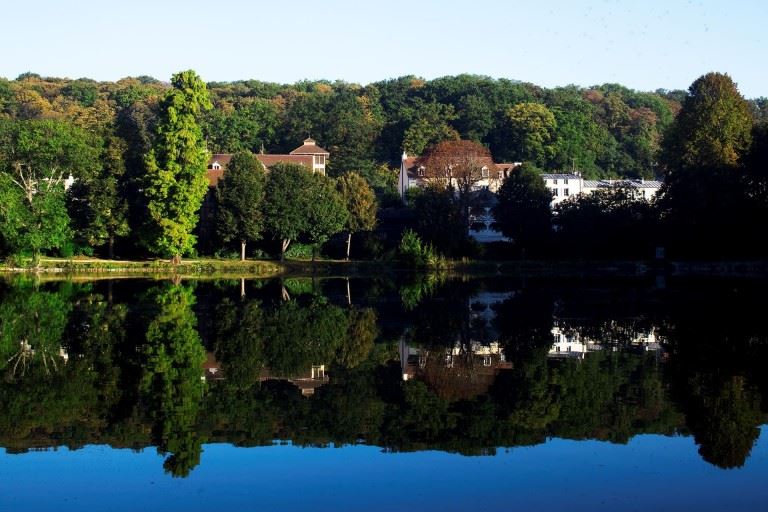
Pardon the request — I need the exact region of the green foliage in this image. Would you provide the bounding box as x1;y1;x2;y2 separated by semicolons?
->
141;284;206;477
261;298;348;376
203;98;279;154
337;308;378;368
336;172;377;233
336;172;377;258
284;242;313;259
142;70;212;258
506;102;557;165
0;119;98;257
0;285;73;377
304;172;348;249
398;229;440;268
216;151;266;250
662;72;753;170
263;163;347;258
214;297;264;389
67;135;130;256
401;101;460;155
62;79;99;107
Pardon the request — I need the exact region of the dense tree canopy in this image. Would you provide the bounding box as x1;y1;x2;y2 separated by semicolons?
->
0;119;98;257
662;72;753;170
216;151;266;260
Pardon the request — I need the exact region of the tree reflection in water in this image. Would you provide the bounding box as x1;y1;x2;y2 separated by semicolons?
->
0;276;765;475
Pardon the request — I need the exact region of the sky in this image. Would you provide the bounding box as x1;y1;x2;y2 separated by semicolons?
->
1;0;766;97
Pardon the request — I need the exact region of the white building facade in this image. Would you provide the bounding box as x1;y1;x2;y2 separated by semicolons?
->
543;173;663;208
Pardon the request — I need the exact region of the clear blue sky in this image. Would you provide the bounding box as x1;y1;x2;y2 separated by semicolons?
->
2;0;765;97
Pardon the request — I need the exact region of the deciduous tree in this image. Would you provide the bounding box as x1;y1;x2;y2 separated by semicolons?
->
336;172;377;259
0;119;96;258
216;151;266;260
662;72;752;170
263;163;315;260
492;163;552;251
506;103;557;165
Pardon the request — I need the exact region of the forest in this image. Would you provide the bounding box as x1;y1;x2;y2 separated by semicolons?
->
0;71;767;261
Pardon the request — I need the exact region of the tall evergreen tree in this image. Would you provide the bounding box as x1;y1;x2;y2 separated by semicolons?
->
142;70;212;261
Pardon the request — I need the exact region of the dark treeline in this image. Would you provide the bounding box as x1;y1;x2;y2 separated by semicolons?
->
1;276;766;476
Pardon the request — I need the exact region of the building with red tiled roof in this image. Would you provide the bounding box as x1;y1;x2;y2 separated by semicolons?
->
398;151;520;200
199;139;331;251
206;138;329;186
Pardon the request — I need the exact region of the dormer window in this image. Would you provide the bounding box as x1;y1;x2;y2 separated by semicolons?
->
212;163;221;170
417;166;425;177
481;166;489;178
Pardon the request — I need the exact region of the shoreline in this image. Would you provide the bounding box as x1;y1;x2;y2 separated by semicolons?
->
2;257;768;281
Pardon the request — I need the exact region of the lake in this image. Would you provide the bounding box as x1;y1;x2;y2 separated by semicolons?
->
1;275;766;511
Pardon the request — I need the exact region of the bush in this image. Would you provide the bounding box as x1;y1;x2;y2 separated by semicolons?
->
398;229;441;268
285;243;313;259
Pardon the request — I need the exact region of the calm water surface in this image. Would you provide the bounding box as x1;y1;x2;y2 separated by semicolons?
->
1;276;766;511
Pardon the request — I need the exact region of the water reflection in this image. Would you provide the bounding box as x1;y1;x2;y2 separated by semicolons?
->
0;276;766;477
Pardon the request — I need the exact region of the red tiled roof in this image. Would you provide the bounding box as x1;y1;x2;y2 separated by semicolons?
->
290;137;329;155
495;163;520;171
206;153;315;187
207;168;225;187
256;154;314;168
209;153;233;167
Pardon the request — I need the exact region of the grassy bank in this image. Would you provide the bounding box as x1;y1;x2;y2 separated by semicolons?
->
2;256;767;282
0;257;284;279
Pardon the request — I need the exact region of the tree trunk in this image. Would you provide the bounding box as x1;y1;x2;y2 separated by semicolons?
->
240;240;246;261
346;277;351;306
312;245;316;262
346;232;352;261
240;278;246;299
281;239;290;261
108;236;115;259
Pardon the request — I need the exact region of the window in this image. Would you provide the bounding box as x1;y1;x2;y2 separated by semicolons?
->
564;178;569;184
212;163;221;170
418;166;425;177
564;188;569;196
553;179;558;185
314;155;324;166
481;167;489;178
552;188;559;196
